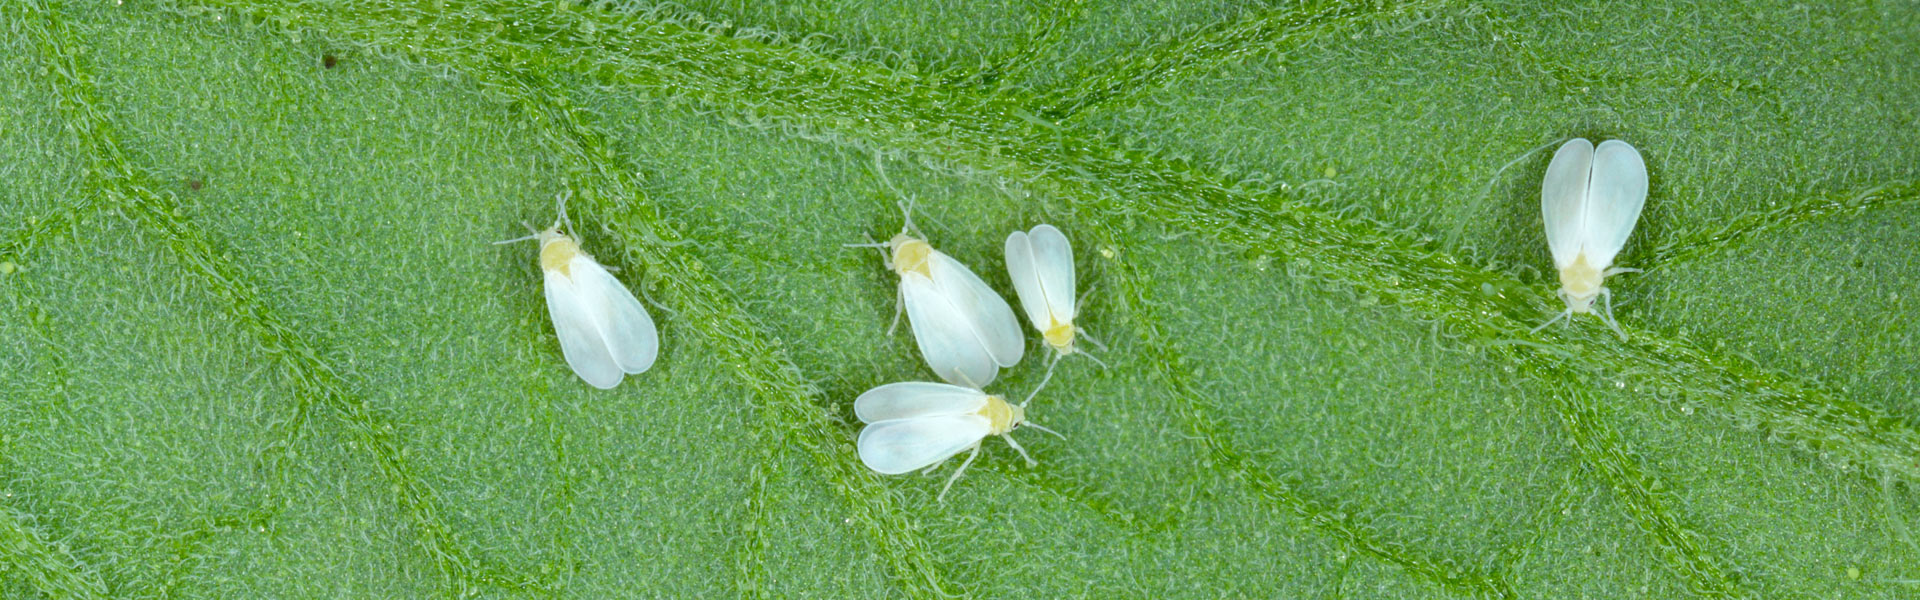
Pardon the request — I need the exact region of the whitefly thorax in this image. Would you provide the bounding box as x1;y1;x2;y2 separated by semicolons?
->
888;233;933;279
977;394;1024;436
538;228;581;278
1042;315;1075;353
1557;253;1604;313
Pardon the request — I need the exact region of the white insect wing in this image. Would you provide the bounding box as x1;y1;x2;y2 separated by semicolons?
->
568;255;659;375
1006;230;1052;332
1004;230;1053;332
1540;138;1595;268
1027;224;1077;325
855;382;989;423
544;268;625;389
857;414;992;475
1579;140;1648;269
902;273;1000;387
927;250;1025;368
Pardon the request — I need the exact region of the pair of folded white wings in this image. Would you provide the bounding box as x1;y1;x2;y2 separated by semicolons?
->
1542;138;1648;272
901;225;1078;388
546;253;658;389
899;249;1025;388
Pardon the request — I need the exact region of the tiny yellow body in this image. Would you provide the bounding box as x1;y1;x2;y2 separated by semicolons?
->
1556;253;1603;314
888;234;932;278
538;229;579;277
977;394;1024;436
1042;319;1076;352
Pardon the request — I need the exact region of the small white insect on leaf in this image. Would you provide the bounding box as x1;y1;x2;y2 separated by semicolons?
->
497;193;659;389
846;191;1024;389
1005;224;1109;393
854;381;1059;502
1536;138;1648;340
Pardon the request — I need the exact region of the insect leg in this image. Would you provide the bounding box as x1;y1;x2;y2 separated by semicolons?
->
937;445;982;502
1530;309;1570;334
887;290;904;336
1599;288;1628;341
1022;353;1063;406
1002;434;1038;468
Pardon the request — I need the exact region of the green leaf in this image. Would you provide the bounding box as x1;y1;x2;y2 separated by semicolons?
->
3;0;1915;598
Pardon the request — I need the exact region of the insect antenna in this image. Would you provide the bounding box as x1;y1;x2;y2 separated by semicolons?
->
492;232;540;245
844;234;893;267
897;196;921;238
553;190;575;233
1022;421;1066;440
492;220;546;245
868;153;936;239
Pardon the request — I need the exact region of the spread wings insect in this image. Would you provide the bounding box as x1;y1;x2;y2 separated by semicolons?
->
497;194;659;389
854;381;1060;501
846;167;1023;388
1536;138;1648;339
1005;224;1108;396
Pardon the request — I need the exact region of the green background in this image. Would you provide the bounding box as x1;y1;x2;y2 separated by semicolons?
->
3;0;1916;598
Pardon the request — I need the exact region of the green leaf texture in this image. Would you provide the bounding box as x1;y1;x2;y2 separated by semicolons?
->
2;0;1916;597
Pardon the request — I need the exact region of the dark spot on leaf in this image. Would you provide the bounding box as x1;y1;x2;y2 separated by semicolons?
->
187;178;204;191
323;54;339;69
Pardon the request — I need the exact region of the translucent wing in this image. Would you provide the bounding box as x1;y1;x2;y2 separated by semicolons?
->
902;275;1000;387
927;250;1025;368
1004;230;1052;332
1005;225;1079;333
1579;140;1648;269
1540;138;1594;268
855;382;988;423
857;415;991;474
544;268;624;389
568;255;659;375
1026;224;1076;324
